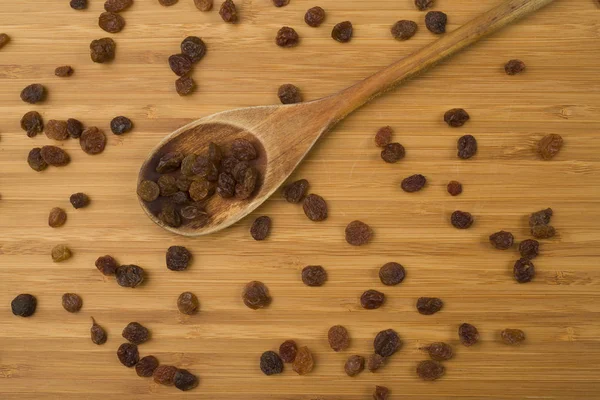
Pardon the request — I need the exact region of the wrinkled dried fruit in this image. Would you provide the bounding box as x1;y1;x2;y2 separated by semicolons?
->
425;11;447;34
505;59;526;75
177;291;199;315
260;351;284;375
194;0;213;11
67;118;84;138
70;0;88;9
117;343;139;367
27;148;48;171
375;126;392;147
457;134;477;159
136;355;159;377
181;36;206;63
235;167;258;199
514;258;535;283
217;172;236;198
166;246;192;271
154;365;179;385
282;179;308;203
303;194;328;221
70;192;90;209
188;179;211;201
169;54;193;76
416;360;445;381
451;210;473;229
423;342;453;361
172;190;189;203
272;0;289;6
251;216;271;240
52;244;72;262
278;84;302;104
292;346;314;375
332;21;353;43
90;37;116;63
96;255;119;275
367;354;385;372
391;20;418;40
221;156;238;173
417;297;443;315
55;65;74;77
401;174;426;192
305;6;325;27
110;116;132;135
459;323;479;346
302;265;327;287
519;239;539;259
158;0;178;6
192;156;219;181
11;294;37;317
80;127;106;155
231;138;257;161
49;207;67;227
122;322;149;344
219;0;237;23
328;325;350;352
345;355;364;377
180;204;208;223
538;134;563;160
501;328;526;345
489;231;514;250
104;0;133;13
529;208;553;227
21;111;44;137
41;145;70;166
379;262;405;286
276;27;299;47
91;317;107;344
20;84;45;104
415;0;434;10
176;75;195;96
361;289;385;310
531;224;555;239
0;33;9;49
156;152;184;173
115;264;145;288
374;329;400;357
345;220;373;246
174;369;198;391
373;385;390;400
381;142;405;163
444;108;469;127
242;281;271;309
157;175;177;197
279;340;297;363
62;293;83;313
45;120;69;140
180;154;197;176
447;180;462;196
137;180;160;202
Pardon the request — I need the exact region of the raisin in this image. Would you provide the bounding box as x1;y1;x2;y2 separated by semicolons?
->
20;84;45;104
172;190;190;204
41;146;70;166
417;297;443;315
373;329;400;357
373;386;390;400
110;116;133;135
67;118;84;138
231;138;257;161
529;208;553;227
367;354;385;372
189;179;212;201
48;207;67;227
104;0;133;13
328;325;350;352
401;174;426;192
80;127;106;155
415;0;434;10
538;134;563;160
303;194;328;221
531;224;555;239
391;20;418;40
177;292;199;315
374;126;392;147
221;156;238;173
235;167;258;199
489;231;514;250
381;142;405;163
422;342;453;361
207;142;222;165
194;0;213;11
154;365;179;385
282;179;308;203
27;148;48;171
192;156;219;181
251;216;271;240
451;210;473;229
156;152;184;173
180;204;208;222
219;0;238;23
504;59;526;75
458;323;479;346
279;340;298;363
305;6;325;27
51;244;72;262
45;120;69;141
278;84;302;104
361;290;385;310
272;0;289;6
137;180;160;202
447;180;462;196
166;246;192;271
501;328;526;345
159;203;182;227
117;343;139;367
332;21;353;43
260;351;284;375
181;36;206;63
513;258;534;283
457;134;477;159
425;11;447;34
21;111;44;137
176;75;196;96
302;265;327;287
444;108;470;127
55;65;74;77
0;33;9;49
122;322;150;344
416;360;445;381
379;262;405;286
158;0;178;5
232;161;250;182
90;38;116;63
216;172;235;198
70;0;88;9
242;281;271;309
174;369;199;391
292;346;314;375
345;355;365;377
519;239;539;259
70;192;90;209
169;54;193;76
11;294;37;317
276;27;299;48
96;255;119;275
180;154;197;175
62;293;83;313
157;175;177;197
136;356;159;377
115;264;145;288
90;317;107;344
345;220;373;246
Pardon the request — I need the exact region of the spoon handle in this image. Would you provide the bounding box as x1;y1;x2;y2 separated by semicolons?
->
328;0;555;122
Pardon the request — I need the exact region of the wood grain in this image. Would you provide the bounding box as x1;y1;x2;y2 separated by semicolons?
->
1;0;599;399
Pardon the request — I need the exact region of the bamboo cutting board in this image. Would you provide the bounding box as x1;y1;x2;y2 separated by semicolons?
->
1;0;599;399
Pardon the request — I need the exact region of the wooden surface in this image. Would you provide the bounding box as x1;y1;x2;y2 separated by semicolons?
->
0;0;599;399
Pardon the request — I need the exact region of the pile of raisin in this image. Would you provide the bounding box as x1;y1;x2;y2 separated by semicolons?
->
166;36;206;95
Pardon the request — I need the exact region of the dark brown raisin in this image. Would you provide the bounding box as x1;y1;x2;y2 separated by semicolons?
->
67;118;84;138
415;0;434;10
447;180;462;196
80;127;106;155
278;84;302;104
332;21;353;43
0;33;9;49
156;152;184;173
110;116;132;135
115;264;145;288
95;255;119;275
391;20;418;40
70;0;88;9
519;239;539;259
154;365;179;385
232;161;250;182
513;258;534;283
538;134;563;160
48;207;67;227
194;0;213;11
136;355;159;378
166;246;192;271
401;174;426;192
422;342;453;361
192;156;219;181
137;180;160;202
180;204;208;223
374;126;392;147
117;343;139;367
62;293;83;313
367;354;385;372
221;156;238;173
501;328;526;345
189;179;212;201
20;84;45;104
242;281;271;309
282;179;308;203
27;148;48;172
328;325;350;352
416;297;443;315
276;27;299;48
45;120;69;141
99;12;125;33
231;138;257;160
444;108;470;127
174;369;199;391
177;292;199;315
305;6;325;27
41;145;70;166
529;208;553;227
345;220;373;246
381;142;405;163
169;54;193;76
345;355;364;377
374;329;400;357
251;216;271;240
425;11;447;34
219;0;238;23
11;294;37;317
235;167;258;199
172;191;190;204
458;323;479;346
504;59;526;75
373;386;390;400
90;37;116;63
181;36;206;63
302;265;327;287
122;322;150;344
51;244;72;262
451;210;473;229
361;289;385;310
157;175;178;197
176;75;196;96
272;0;289;6
457;134;477;159
292;346;314;375
489;231;514;250
303;194;328;221
55;65;74;77
104;0;133;13
90;317;107;344
180;154;197;175
21;111;44;137
158;0;178;5
379;262;405;286
416;360;445;381
216;172;236;198
279;340;297;363
531;224;556;239
260;351;284;375
70;192;90;209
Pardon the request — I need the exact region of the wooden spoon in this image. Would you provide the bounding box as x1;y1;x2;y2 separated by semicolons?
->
139;0;555;236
